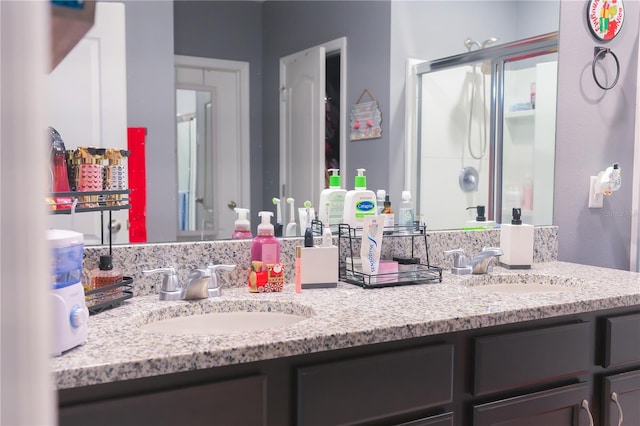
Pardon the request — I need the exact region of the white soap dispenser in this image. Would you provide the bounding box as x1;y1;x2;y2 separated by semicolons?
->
464;205;496;230
499;207;534;269
343;168;377;229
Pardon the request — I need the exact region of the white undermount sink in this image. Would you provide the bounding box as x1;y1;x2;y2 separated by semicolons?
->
461;273;581;294
138;300;313;336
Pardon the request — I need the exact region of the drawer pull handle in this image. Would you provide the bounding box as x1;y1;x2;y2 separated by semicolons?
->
611;392;624;426
581;399;594;426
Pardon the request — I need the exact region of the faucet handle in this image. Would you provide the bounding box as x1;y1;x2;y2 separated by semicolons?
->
444;249;472;275
444;249;468;267
205;263;236;297
142;267;181;300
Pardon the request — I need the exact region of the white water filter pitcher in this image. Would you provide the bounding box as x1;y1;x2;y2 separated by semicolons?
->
47;229;89;356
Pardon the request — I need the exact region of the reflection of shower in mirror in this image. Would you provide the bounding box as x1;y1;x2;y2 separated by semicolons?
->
463;36;498;162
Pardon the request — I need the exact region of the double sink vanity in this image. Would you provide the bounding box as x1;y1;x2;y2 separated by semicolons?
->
54;227;640;426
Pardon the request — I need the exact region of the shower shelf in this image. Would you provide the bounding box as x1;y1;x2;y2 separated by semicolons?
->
505;110;535;119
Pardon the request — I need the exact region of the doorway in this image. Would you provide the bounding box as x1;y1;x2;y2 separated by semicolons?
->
279;38;347;228
174;56;250;240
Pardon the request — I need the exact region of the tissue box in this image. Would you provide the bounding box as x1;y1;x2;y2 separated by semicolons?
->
299;246;338;289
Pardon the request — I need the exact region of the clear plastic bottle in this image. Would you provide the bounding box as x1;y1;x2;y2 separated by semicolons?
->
380;194;395;233
399;190;415;232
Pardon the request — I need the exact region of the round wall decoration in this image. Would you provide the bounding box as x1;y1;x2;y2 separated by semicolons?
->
587;0;624;41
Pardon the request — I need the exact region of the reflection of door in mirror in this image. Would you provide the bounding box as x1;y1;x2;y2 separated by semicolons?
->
279;38;346;229
175;57;250;241
501;52;558;226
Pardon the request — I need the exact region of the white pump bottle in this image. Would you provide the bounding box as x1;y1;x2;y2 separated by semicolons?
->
318;168;347;230
343;168;377;229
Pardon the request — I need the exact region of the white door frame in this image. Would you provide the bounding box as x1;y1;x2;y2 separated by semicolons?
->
279;37;347;202
174;55;251;238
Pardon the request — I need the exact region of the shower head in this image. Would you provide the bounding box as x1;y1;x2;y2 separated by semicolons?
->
464;38;481;51
481;37;499;48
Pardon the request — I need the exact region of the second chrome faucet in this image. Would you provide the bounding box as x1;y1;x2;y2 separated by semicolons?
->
143;264;236;301
444;247;503;275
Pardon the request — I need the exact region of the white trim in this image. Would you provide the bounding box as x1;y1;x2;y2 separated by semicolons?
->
404;58;423;198
630;40;640;271
173;55;251;230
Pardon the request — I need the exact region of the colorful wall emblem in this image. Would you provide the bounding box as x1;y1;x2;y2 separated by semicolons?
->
587;0;624;41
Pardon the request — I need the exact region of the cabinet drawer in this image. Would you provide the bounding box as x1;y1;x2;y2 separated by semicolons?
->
296;344;453;426
59;375;266;426
473;382;590;425
602;312;640;367
473;322;590;396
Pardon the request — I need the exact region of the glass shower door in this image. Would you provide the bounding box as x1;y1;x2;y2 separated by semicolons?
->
499;52;558;225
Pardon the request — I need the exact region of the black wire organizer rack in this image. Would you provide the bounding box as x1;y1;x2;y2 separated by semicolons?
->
49;189;134;314
338;223;442;289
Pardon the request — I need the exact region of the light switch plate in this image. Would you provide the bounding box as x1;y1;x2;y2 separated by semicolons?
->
589;176;603;208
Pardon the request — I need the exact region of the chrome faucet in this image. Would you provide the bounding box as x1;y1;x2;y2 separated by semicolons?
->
143;264;235;301
469;247;503;274
444;247;503;275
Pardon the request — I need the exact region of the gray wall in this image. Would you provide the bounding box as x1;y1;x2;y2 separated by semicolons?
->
554;0;639;269
114;0;177;243
174;0;263;234
261;1;391;209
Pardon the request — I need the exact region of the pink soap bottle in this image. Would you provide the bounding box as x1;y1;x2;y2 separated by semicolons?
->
232;208;253;239
250;211;280;270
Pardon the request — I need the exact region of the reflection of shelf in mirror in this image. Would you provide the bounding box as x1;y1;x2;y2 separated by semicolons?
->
504;109;535;119
48;189;131;215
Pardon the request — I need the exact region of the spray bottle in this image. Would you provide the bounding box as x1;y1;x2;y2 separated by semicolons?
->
232;208;252;239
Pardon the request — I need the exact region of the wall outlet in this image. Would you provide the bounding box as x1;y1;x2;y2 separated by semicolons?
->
589;176;603;208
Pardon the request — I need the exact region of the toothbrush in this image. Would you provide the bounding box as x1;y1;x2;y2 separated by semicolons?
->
303;200;312;230
285;198;297;236
322;201;332;247
300;200;313;247
272;197;283;237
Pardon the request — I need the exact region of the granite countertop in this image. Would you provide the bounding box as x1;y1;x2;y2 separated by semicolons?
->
52;261;640;390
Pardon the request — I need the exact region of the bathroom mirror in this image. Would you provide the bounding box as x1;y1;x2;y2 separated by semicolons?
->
415;33;558;230
52;0;560;245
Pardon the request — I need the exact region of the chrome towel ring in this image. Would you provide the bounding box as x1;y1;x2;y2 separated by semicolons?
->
592;46;620;90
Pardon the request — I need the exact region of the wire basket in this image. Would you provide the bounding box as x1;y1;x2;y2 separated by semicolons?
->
86;276;133;314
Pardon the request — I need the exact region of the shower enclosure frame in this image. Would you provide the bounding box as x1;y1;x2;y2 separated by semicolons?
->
414;31;558;225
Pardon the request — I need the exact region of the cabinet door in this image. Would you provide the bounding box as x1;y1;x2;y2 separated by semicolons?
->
59;375;266;426
473;383;592;426
603;370;640;426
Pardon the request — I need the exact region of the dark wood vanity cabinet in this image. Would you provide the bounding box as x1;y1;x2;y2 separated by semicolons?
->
58;306;640;426
599;312;640;426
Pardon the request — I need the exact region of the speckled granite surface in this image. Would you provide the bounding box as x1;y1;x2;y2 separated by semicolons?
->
53;259;640;390
83;226;558;296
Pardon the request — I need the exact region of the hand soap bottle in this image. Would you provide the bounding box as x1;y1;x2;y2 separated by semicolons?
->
499;208;533;269
464;205;496;230
343;168;377;229
232;208;252;239
251;211;280;270
318;169;347;230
